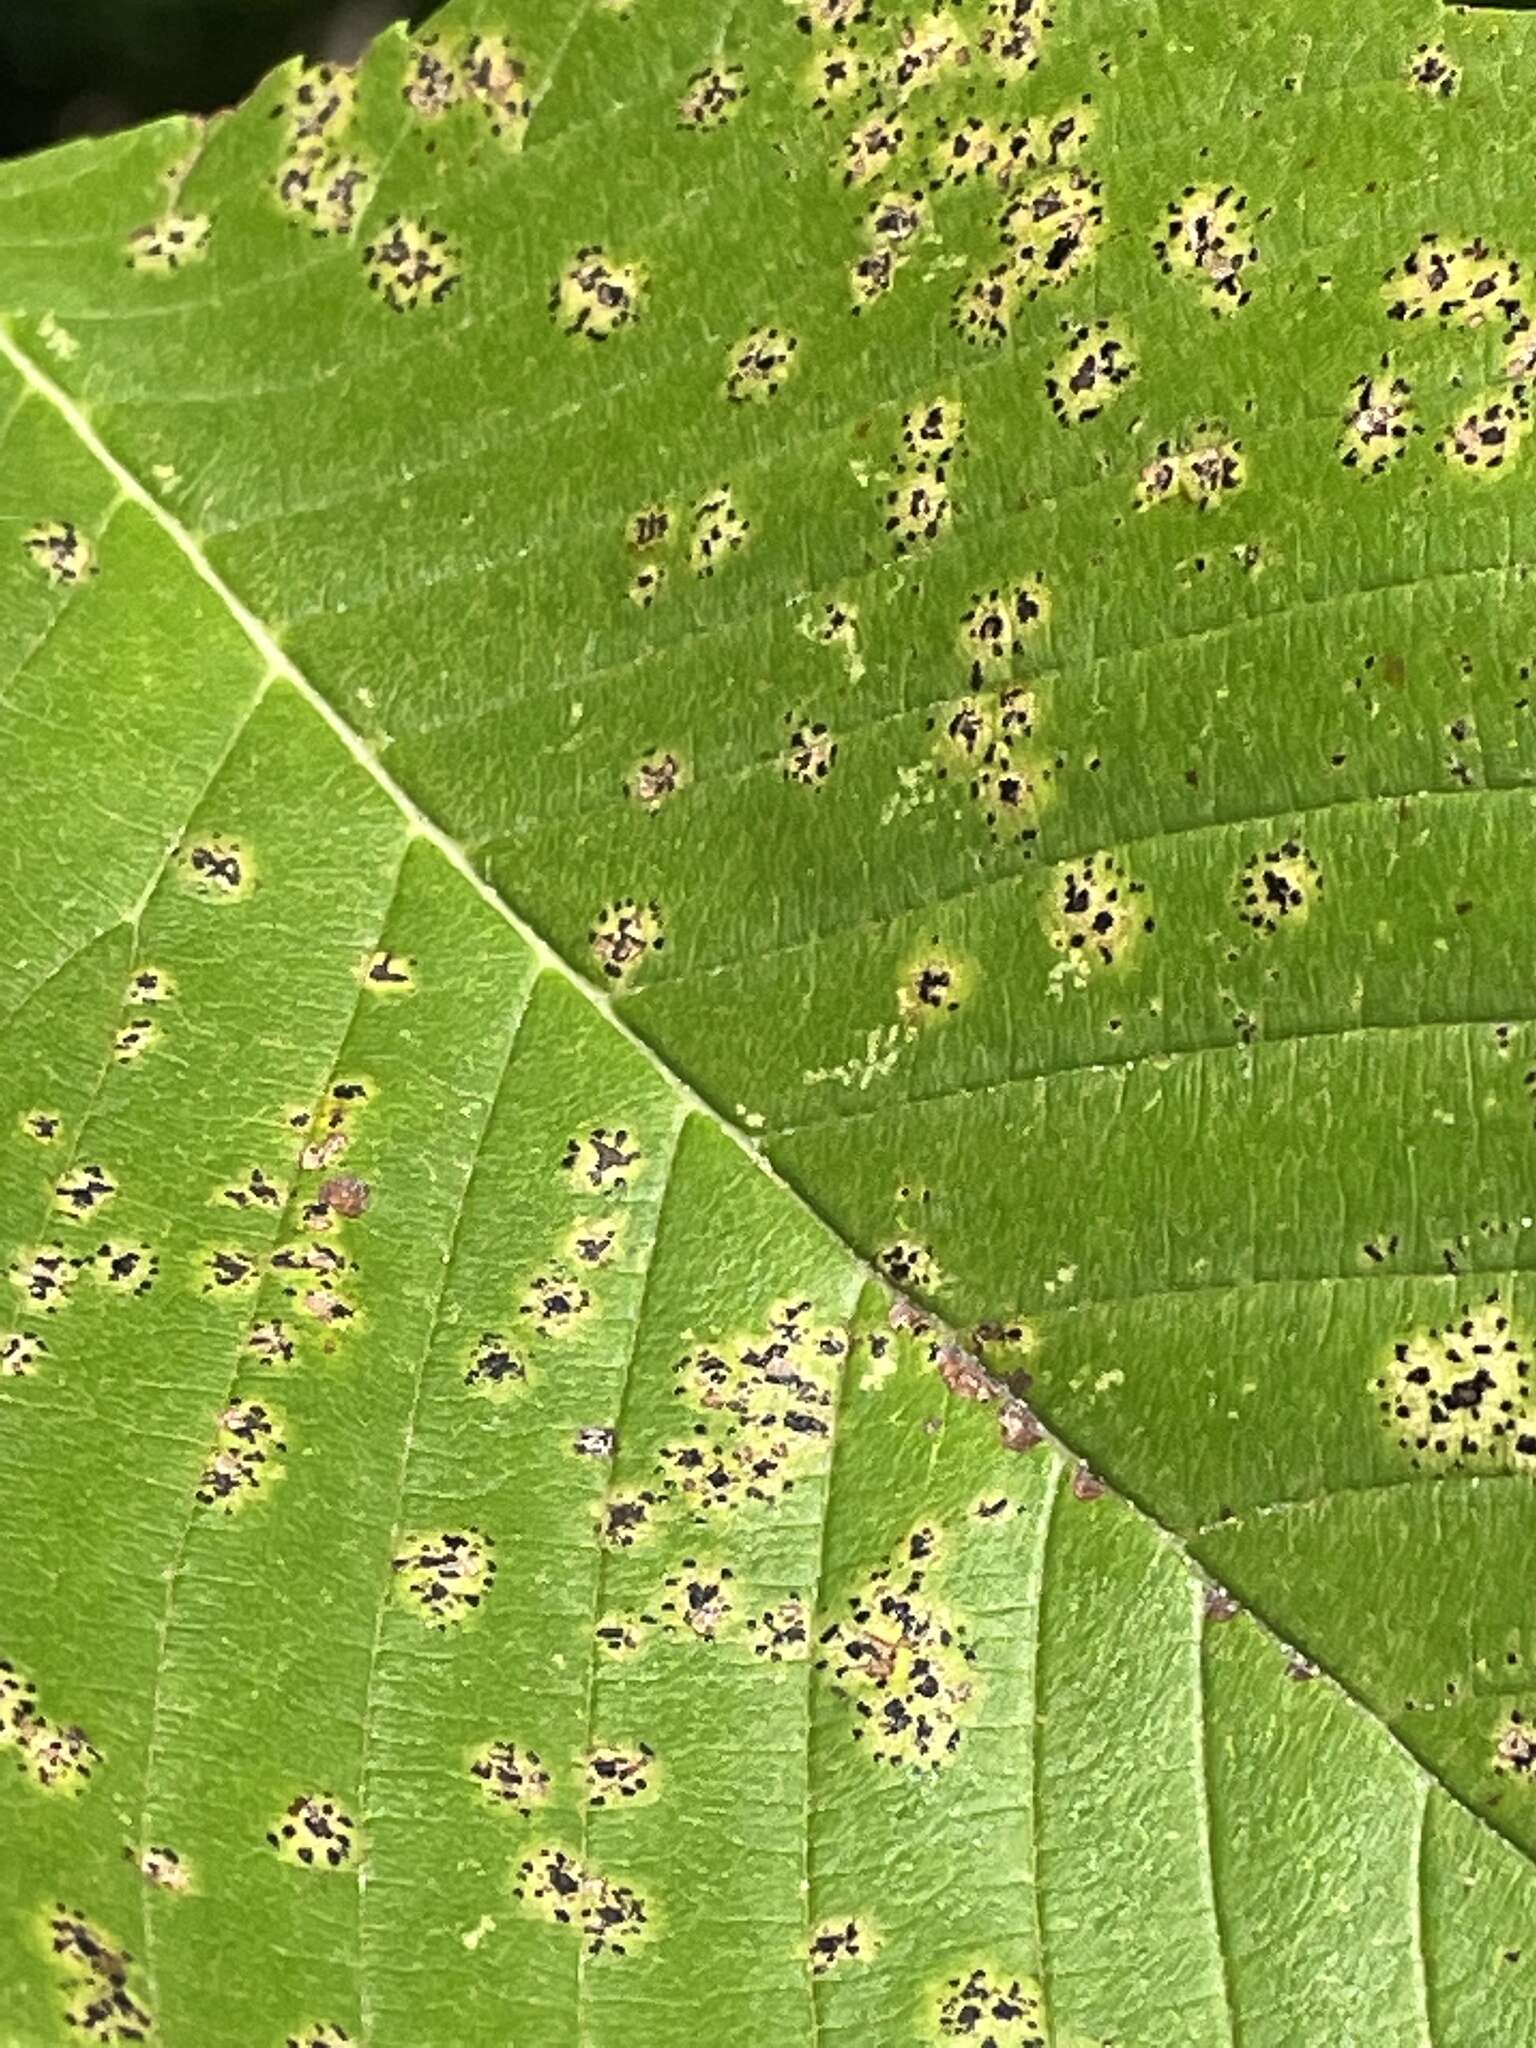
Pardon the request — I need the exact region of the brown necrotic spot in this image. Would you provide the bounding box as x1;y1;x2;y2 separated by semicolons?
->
553;246;646;339
469;1739;550;1814
363;216;461;312
1155;184;1258;313
585;1743;656;1807
127;212;209;273
817;1526;979;1769
680;63;747;129
393;1527;497;1627
195;1400;287;1513
513;1846;649;1957
931;1962;1045;2044
1236;839;1320;933
464;1330;527;1397
726;326;799;403
22;520;97;585
589;899;665;981
267;1792;356;1869
1374;1293;1535;1468
1045;319;1137;424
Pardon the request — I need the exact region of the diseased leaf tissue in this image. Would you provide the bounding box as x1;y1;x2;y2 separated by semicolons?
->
7;0;1536;2041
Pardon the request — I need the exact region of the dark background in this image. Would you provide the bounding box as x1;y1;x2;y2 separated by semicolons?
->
0;1;409;162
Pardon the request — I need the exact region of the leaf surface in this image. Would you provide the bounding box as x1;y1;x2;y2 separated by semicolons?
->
5;0;1536;2040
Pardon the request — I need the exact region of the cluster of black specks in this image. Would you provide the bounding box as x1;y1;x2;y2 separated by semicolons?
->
1384;234;1524;332
589;899;666;982
22;1110;61;1143
463;34;533;142
600;1489;659;1549
1438;391;1532;476
53;1164;116;1220
1155;184;1258;314
248;1318;295;1366
595;1614;648;1658
818;1527;979;1768
852;188;924;308
586;1743;656;1807
1047;854;1153;974
403;35;459;117
1374;1294;1536;1467
903;954;962;1018
689;485;751;574
267;1793;355;1869
658;1560;736;1641
627;751;685;808
927;682;1047;842
269;1237;357;1329
809;1918;874;1975
1045;319;1137;425
272;62;370;236
127;212;209;273
363;216;461;312
393;1527;497;1627
954;165;1104;346
46;1906;153;2040
1338;363;1418;474
520;1268;592;1332
223;1167;283;1211
934;1963;1045;2045
747;1596;809;1661
680;63;747;129
628;563;666;607
86;1241;158;1298
567;1218;618;1267
961;582;1047;681
131;1844;189;1892
563;1130;640;1193
29;1727;105;1799
469;1739;550;1814
464;1330;527;1398
286;2028;353;2048
553;246;646;339
878;1241;939;1291
1137;433;1244;510
1496;1712;1536;1779
726;325;799;403
1407;42;1458;98
113;1016;158;1064
514;1846;648;1957
22;519;98;586
783;714;839;787
195;1399;287;1513
1236;840;1320;934
11;1244;77;1314
659;1301;844;1519
1;1330;46;1377
365;949;415;993
180;837;248;899
885;397;964;553
575;1424;617;1458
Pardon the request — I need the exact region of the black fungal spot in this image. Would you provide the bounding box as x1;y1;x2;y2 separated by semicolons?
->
1236;840;1320;934
45;1905;153;2040
575;1424;616;1457
469;1739;550;1814
1408;42;1458;98
514;1847;648;1956
127;213;209;273
658;1560;736;1640
22;520;98;586
1155;183;1258;313
465;1331;527;1397
195;1400;287;1512
1374;1293;1535;1468
1045;320;1136;424
589;900;666;981
809;1917;874;1975
680;64;748;130
1339;360;1418;473
180;838;248;899
934;1962;1045;2044
818;1527;978;1768
552;246;646;339
783;715;839;786
585;1743;655;1806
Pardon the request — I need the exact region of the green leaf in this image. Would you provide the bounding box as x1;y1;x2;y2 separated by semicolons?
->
6;1;1536;2040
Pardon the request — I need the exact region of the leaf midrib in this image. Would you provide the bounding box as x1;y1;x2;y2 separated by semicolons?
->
2;311;1527;1899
